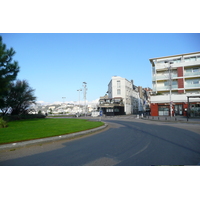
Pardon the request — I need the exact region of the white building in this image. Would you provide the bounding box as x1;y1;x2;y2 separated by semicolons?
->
106;76;144;115
149;52;200;116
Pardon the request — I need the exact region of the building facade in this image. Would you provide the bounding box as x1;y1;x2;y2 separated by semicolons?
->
99;76;150;116
99;95;125;116
150;52;200;117
108;76;141;115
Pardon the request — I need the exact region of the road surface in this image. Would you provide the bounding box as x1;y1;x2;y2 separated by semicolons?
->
0;118;200;166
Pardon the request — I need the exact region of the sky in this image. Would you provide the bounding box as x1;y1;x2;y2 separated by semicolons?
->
1;1;200;198
1;33;200;105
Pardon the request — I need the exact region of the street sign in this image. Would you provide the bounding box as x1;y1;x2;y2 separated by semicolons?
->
100;110;103;116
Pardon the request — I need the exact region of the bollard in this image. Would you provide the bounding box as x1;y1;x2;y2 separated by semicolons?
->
158;117;159;120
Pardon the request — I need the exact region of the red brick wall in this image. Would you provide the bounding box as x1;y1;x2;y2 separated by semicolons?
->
177;67;184;93
178;78;184;87
178;78;184;94
150;103;158;116
177;67;183;77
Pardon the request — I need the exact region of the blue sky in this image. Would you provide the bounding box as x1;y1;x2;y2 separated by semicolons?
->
1;1;199;195
1;33;200;104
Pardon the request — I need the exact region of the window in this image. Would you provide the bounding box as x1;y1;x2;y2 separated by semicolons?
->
152;67;155;74
193;80;199;84
173;58;181;63
187;79;200;84
114;99;121;103
114;108;119;112
117;80;121;88
164;81;169;86
184;56;196;62
190;57;196;61
157;60;165;64
106;109;113;112
117;89;121;95
184;57;190;62
158;106;169;116
172;81;178;85
164;81;177;86
193;68;200;72
99;100;104;104
186;68;192;73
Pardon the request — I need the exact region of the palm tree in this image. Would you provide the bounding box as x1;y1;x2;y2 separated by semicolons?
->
3;80;36;115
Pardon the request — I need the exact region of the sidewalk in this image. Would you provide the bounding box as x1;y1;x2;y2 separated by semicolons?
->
142;115;200;123
86;115;200;124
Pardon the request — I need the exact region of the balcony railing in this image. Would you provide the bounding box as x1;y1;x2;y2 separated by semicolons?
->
185;83;200;88
155;59;200;70
184;71;200;77
156;85;178;91
152;73;178;81
152;72;200;82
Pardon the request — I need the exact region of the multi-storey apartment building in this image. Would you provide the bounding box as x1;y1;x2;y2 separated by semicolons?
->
150;52;200;117
107;76;138;114
99;76;150;115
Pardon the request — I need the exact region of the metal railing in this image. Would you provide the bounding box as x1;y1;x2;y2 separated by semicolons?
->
184;71;200;76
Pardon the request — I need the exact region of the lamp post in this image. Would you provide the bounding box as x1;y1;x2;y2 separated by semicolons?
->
77;89;82;116
165;61;173;117
83;82;87;117
62;97;66;114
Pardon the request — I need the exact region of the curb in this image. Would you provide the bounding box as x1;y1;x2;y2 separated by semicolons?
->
141;118;200;124
0;123;108;150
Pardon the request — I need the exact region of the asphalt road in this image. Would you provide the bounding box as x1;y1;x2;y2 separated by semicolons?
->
0;118;200;166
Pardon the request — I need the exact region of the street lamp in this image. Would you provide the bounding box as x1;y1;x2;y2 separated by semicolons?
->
165;61;173;117
77;89;82;115
83;82;87;117
62;97;66;114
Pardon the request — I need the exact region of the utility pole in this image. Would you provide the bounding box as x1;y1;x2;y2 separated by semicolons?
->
83;82;87;117
62;97;66;114
77;89;82;115
165;61;173;118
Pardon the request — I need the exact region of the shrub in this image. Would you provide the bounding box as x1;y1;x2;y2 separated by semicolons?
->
2;114;46;121
0;117;8;128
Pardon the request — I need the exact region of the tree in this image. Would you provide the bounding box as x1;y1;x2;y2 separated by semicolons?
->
0;36;20;110
1;80;37;115
0;36;37;116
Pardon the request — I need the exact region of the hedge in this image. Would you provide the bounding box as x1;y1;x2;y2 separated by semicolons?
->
1;114;46;122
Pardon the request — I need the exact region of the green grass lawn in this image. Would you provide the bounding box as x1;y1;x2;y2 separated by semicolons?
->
0;118;104;144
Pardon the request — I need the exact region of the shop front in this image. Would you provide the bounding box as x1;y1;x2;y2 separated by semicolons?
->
151;103;188;116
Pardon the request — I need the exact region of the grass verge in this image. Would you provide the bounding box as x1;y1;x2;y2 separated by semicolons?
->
0;118;104;144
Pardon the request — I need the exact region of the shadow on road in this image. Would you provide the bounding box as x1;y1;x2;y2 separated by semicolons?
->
0;120;200;166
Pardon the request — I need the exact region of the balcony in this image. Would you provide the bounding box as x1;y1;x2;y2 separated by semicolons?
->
99;98;124;108
150;94;187;103
184;71;200;77
156;85;178;91
155;59;200;70
152;73;178;81
185;83;200;89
